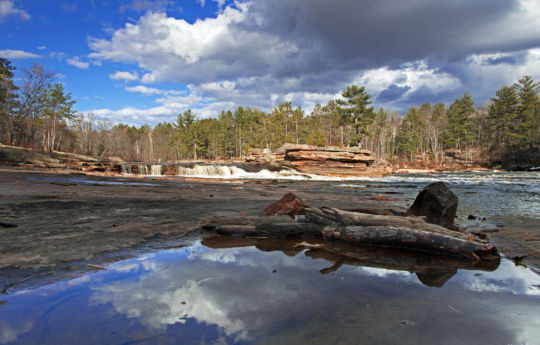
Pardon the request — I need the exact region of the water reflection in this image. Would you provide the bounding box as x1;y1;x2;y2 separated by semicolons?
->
201;236;500;287
0;240;538;345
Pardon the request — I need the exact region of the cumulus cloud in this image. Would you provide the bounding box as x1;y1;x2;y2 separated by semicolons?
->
66;57;90;69
88;0;540;116
0;0;29;22
125;85;163;95
89;91;213;125
0;49;40;59
109;71;139;81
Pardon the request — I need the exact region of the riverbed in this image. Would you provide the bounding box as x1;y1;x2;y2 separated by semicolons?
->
0;167;539;344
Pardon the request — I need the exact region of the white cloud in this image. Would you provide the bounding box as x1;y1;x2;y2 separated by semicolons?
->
197;0;226;8
87;0;540;116
109;71;139;81
66;57;90;69
0;0;29;22
0;49;40;59
464;48;540;97
125;85;163;95
89;4;298;84
36;45;46;50
355;61;462;106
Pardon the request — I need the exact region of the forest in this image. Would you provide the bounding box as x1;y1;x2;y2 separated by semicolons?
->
1;57;539;168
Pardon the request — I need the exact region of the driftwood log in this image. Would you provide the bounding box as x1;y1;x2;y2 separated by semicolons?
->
200;209;499;259
322;225;497;259
305;207;497;259
201;215;323;238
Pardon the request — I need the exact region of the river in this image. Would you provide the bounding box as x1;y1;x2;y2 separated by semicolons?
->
0;170;538;345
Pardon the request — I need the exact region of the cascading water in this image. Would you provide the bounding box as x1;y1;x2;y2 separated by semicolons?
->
176;165;244;177
138;165;149;175
121;165;132;175
150;165;162;176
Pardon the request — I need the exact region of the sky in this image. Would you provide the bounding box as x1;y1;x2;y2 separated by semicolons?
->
1;0;540;126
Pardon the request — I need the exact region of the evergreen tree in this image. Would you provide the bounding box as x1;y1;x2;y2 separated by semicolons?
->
336;85;375;146
513;75;540;149
396;106;426;161
0;58;19;144
43;83;76;152
443;92;477;150
488;85;519;149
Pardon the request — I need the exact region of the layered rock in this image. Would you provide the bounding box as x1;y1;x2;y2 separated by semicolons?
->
245;144;377;177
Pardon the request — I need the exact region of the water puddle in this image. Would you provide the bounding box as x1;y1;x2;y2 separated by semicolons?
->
1;237;538;345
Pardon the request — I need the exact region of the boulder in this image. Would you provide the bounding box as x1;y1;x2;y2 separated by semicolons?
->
405;182;458;229
262;192;307;218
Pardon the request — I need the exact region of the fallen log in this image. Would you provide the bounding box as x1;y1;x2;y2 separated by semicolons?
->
201;215;323;238
322;225;499;259
305;207;471;240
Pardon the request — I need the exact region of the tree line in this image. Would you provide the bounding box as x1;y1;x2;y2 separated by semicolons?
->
1;57;539;166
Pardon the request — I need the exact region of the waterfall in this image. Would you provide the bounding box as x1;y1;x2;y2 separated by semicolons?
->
121;164;133;175
150;165;162;176
138;165;149;175
175;164;317;180
176;165;244;177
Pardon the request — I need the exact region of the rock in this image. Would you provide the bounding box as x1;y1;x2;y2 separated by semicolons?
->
245;144;379;177
262;192;308;218
405;182;458;229
468;214;476;220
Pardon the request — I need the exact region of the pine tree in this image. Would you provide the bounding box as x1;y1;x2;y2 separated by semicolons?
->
444;92;477;150
513;76;540;149
488;85;519;149
0;58;19;144
43;83;76;152
336;85;375;146
396;106;425;161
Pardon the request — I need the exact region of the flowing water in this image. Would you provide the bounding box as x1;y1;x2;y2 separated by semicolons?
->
2;170;539;344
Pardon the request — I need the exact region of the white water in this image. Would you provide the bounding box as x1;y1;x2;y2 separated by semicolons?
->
121;165;132;175
175;164;322;180
151;165;162;176
138;165;149;176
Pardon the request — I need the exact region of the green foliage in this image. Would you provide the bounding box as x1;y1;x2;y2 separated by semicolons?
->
0;58;19;143
488;85;519;148
396;106;426;159
513;76;540;149
443;92;477;149
336;85;375;146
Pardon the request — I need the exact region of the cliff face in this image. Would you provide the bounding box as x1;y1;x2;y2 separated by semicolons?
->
245;144;379;177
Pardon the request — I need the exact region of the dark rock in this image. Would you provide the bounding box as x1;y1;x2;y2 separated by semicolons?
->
406;182;458;229
262;192;308;218
468;214;476;220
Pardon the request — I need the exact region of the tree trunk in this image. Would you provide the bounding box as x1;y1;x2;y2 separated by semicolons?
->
201;216;323;238
305;207;467;239
322;225;498;259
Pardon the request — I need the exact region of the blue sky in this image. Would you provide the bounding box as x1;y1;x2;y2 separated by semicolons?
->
1;0;540;126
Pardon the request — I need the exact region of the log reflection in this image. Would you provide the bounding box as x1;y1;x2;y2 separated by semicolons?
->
202;236;500;287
